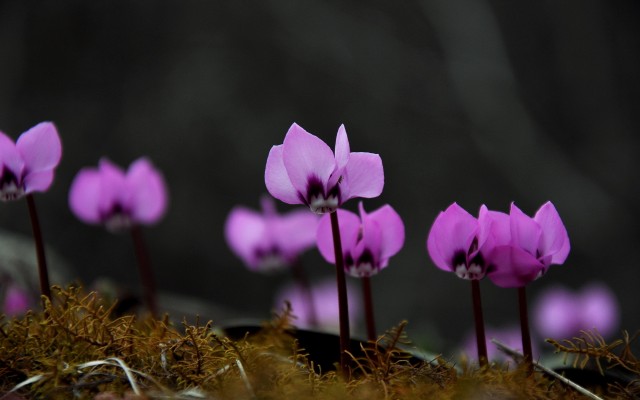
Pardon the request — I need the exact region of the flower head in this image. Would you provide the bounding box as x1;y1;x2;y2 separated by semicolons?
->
426;203;496;280
534;283;619;339
317;202;404;277
265;123;384;214
69;157;168;232
274;278;362;332
0;122;62;201
225;196;319;273
486;202;570;288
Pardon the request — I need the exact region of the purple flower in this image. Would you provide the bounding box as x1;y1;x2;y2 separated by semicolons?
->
265;123;384;214
0;122;62;201
316;202;404;277
3;284;31;316
486;202;570;288
224;196;319;272
69;158;168;232
274;278;362;331
426;203;496;280
534;283;619;339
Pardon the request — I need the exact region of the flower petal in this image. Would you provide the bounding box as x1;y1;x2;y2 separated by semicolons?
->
341;152;384;201
533;286;579;339
0;131;24;177
282;123;336;195
509;203;542;257
334;125;350;171
265;144;302;204
224;207;267;269
316;209;361;264
272;208;319;259
127;158;168;224
97;158;127;215
365;203;404;262
581;283;619;338
23;169;54;193
68;168;103;223
534;201;570;264
427;203;477;272
16;122;61;173
486;245;543;288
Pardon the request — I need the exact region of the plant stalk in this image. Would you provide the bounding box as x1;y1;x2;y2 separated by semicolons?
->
131;225;158;318
26;194;51;302
362;276;377;341
471;279;488;366
518;286;533;368
329;211;351;378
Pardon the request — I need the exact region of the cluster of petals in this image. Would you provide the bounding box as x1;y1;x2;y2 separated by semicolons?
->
69;158;168;232
0;122;62;201
274;278;362;331
224;196;319;272
534;283;619;339
265;123;384;214
427;201;570;286
317;202;404;278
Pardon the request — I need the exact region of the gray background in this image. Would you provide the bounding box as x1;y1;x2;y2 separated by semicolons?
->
0;0;638;354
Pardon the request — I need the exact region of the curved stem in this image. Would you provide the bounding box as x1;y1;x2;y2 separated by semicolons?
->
471;279;488;366
362;276;376;341
330;211;351;379
26;194;51;303
130;225;158;318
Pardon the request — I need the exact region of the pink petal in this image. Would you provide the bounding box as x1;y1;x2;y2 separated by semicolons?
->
23;169;54;193
509;203;542;257
486;245;543;288
272;208;319;259
224;207;267;269
357;204;383;264
365;203;404;262
282;123;336;195
316;209;361;264
341;152;384;201
69;168;103;223
97;159;127;215
265;145;302;204
427;203;477;272
534;201;570;264
334;124;350;170
127;158;168;224
581;284;619;337
16;122;61;173
533;286;579;338
479;205;510;246
3;284;30;316
0;132;24;177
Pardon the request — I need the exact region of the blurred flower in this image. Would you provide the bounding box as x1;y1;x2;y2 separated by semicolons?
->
265;123;383;214
3;284;30;316
0;122;62;201
462;325;537;362
317;202;404;277
69;158;168;232
427;203;495;280
225;196;319;273
486;202;570;287
274;278;362;331
534;283;619;339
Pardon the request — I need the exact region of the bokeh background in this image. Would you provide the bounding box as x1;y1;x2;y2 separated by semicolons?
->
0;0;638;355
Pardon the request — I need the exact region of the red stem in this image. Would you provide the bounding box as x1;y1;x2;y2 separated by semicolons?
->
131;225;158;318
518;286;533;368
471;279;488;366
362;276;377;341
26;194;51;302
330;211;351;379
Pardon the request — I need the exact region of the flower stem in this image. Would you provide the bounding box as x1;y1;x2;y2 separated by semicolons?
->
471;279;488;366
130;225;158;318
518;286;533;368
26;194;51;302
291;259;318;328
361;276;377;341
329;210;351;379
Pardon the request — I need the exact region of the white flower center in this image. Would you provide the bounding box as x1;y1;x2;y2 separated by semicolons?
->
257;254;288;272
0;181;25;201
105;213;132;233
347;262;375;278
455;263;484;280
309;194;339;214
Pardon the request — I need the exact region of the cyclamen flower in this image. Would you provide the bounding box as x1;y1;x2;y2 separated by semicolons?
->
486;202;570;288
265;123;384;214
534;283;619;339
317;202;404;277
69;158;168;232
427;203;495;280
225;196;319;272
0;122;62;201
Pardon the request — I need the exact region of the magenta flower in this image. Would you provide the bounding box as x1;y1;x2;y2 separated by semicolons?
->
534;283;619;339
426;203;496;280
265;123;384;214
317;202;404;277
225;196;319;272
274;278;362;332
486;202;570;288
69;158;168;232
0;122;61;201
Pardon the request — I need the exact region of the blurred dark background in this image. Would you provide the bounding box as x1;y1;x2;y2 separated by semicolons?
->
0;0;638;355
